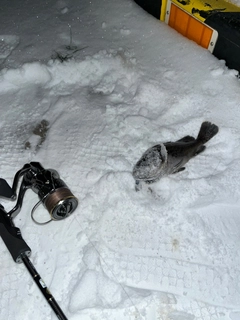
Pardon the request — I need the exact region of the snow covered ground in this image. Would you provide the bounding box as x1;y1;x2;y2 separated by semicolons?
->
1;0;240;319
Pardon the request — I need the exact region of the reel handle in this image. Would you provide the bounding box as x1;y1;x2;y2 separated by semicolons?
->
0;205;31;263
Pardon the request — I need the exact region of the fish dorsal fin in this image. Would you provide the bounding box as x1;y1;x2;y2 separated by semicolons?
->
177;135;195;143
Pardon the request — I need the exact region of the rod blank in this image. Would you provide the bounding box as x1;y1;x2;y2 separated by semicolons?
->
21;254;68;320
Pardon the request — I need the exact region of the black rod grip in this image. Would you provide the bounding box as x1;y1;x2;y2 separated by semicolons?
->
0;206;31;263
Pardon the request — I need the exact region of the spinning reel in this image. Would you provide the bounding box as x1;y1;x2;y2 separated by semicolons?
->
1;161;78;223
0;162;78;320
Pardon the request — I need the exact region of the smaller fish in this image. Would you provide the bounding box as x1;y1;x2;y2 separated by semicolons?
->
133;121;219;191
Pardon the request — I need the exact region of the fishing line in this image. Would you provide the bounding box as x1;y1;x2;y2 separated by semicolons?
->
73;215;143;319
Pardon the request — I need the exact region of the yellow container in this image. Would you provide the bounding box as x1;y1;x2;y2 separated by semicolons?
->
134;0;240;72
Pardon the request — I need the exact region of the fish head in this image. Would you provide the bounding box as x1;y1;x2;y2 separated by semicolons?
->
132;143;167;182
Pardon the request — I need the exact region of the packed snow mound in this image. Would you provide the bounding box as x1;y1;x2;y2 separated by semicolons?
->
0;62;51;90
0;50;138;93
1;47;240;320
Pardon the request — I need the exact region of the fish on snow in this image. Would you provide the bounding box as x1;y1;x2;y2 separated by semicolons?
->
132;121;219;191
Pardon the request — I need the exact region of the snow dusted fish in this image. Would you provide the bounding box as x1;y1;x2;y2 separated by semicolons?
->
133;121;219;191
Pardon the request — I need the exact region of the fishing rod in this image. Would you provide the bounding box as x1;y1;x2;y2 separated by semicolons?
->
0;162;78;320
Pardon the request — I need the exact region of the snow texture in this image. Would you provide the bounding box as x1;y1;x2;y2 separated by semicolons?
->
1;0;240;320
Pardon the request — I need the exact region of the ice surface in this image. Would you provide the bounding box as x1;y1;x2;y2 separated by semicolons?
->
0;0;240;320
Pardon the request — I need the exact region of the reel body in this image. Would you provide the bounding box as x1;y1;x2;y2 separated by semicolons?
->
24;162;78;221
2;162;78;222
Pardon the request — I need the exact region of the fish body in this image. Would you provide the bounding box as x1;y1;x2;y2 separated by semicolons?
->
133;121;219;191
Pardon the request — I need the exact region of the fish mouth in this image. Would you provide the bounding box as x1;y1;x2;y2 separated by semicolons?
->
132;160;165;180
133;167;164;181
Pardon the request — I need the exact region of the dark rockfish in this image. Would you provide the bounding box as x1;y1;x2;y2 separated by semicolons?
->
133;121;219;191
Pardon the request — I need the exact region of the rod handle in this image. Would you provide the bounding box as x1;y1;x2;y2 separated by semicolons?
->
0;206;31;263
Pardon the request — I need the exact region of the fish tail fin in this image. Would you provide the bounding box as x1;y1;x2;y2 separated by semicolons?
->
197;121;219;144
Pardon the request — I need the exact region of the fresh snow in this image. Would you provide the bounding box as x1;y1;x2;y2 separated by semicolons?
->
0;0;240;320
